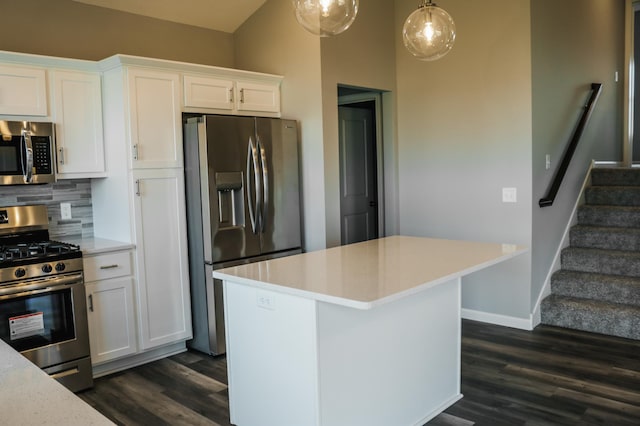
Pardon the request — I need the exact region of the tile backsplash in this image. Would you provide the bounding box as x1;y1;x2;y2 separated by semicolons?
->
0;179;93;239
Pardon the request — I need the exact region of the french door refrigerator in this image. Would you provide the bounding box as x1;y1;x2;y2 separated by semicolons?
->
184;115;302;355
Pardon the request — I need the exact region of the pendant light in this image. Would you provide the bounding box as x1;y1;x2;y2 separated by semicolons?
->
292;0;359;37
403;0;456;61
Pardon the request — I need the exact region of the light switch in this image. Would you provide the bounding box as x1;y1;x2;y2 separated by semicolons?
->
502;188;517;203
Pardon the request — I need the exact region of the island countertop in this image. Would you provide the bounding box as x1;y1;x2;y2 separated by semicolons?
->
0;339;113;425
213;235;527;309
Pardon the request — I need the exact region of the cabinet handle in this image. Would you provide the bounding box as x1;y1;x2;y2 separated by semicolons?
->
240;88;245;103
135;179;141;196
133;144;139;160
58;147;65;165
88;294;93;312
99;264;119;270
229;88;234;103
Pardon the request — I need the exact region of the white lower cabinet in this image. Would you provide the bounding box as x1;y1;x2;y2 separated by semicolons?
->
132;168;192;350
85;250;137;365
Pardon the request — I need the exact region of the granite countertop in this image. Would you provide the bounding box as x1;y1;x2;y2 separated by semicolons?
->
0;340;113;425
213;235;527;309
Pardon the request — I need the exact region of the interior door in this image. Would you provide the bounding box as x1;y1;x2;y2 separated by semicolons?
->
339;104;378;245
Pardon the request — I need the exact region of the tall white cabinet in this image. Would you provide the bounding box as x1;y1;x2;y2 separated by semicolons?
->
92;58;192;362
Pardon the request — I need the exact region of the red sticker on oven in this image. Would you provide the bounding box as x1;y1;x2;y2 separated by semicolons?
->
9;312;44;340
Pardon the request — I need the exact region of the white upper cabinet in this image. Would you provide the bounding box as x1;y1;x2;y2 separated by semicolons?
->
183;73;281;116
0;64;47;116
51;69;106;178
128;68;183;169
183;75;234;111
235;80;281;114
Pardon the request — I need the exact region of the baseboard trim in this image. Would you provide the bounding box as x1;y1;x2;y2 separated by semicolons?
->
462;308;533;331
91;341;187;378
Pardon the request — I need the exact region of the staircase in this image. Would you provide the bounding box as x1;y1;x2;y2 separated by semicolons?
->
541;167;640;340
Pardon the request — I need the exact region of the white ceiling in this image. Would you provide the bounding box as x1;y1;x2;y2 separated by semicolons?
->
72;0;268;33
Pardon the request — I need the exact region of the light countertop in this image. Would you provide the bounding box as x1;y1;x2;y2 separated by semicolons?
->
213;235;527;309
64;236;134;256
0;339;113;425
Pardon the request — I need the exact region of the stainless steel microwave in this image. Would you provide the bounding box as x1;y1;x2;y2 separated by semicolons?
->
0;121;55;185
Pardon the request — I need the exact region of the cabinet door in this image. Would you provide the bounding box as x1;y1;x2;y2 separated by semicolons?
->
52;70;106;178
86;277;137;365
128;68;182;169
0;64;47;116
132;169;192;350
183;74;234;110
236;81;280;114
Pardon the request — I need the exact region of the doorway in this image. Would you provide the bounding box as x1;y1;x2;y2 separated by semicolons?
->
338;87;384;245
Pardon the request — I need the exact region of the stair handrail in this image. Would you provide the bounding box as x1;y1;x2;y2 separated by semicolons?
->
539;83;603;208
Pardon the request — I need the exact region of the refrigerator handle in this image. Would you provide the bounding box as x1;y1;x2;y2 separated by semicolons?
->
246;137;261;234
257;137;269;233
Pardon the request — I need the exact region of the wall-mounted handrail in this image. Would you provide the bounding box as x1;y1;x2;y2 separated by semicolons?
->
539;83;603;208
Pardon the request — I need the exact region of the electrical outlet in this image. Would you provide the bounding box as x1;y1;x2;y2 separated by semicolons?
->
60;202;72;220
502;188;517;203
256;292;275;310
545;154;551;170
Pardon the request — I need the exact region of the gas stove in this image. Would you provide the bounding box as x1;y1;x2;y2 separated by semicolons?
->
0;204;92;393
0;205;83;283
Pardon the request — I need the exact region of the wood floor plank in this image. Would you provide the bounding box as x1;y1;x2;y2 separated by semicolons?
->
78;320;640;425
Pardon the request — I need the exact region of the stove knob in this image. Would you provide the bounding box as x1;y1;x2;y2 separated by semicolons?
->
55;262;66;272
15;268;26;278
42;264;53;273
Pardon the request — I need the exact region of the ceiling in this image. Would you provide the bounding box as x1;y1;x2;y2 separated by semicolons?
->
72;0;268;33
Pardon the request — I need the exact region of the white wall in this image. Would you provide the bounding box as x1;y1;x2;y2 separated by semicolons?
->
394;0;534;321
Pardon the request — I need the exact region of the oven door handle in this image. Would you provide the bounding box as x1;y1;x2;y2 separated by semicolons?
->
0;273;83;298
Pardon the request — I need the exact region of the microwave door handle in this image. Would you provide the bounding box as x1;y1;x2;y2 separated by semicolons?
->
21;129;34;183
257;137;269;233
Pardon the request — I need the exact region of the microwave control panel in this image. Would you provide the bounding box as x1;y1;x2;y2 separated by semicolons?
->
32;136;53;174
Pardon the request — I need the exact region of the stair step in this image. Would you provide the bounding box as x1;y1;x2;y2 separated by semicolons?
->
570;225;640;251
551;270;640;306
561;247;640;277
585;186;640;207
578;205;640;228
541;294;640;340
590;167;640;186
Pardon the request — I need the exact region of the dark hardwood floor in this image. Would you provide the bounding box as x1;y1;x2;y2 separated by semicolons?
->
78;320;640;425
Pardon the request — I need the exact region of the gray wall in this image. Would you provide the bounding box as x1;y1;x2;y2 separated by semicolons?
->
233;0;326;251
0;0;235;67
531;0;625;308
395;0;533;320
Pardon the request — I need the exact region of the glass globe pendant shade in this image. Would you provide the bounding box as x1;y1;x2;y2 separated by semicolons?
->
292;0;359;37
403;1;456;61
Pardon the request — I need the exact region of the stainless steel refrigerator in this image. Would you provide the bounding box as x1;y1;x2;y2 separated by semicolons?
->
184;115;302;355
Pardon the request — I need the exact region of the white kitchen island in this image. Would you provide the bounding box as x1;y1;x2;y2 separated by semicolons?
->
213;236;526;426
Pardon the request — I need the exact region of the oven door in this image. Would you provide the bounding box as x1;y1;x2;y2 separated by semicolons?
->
0;272;90;369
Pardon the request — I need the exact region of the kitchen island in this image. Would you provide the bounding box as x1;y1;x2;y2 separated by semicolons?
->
213;236;526;426
0;339;113;425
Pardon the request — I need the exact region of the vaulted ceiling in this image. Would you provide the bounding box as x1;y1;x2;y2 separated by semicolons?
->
72;0;268;33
